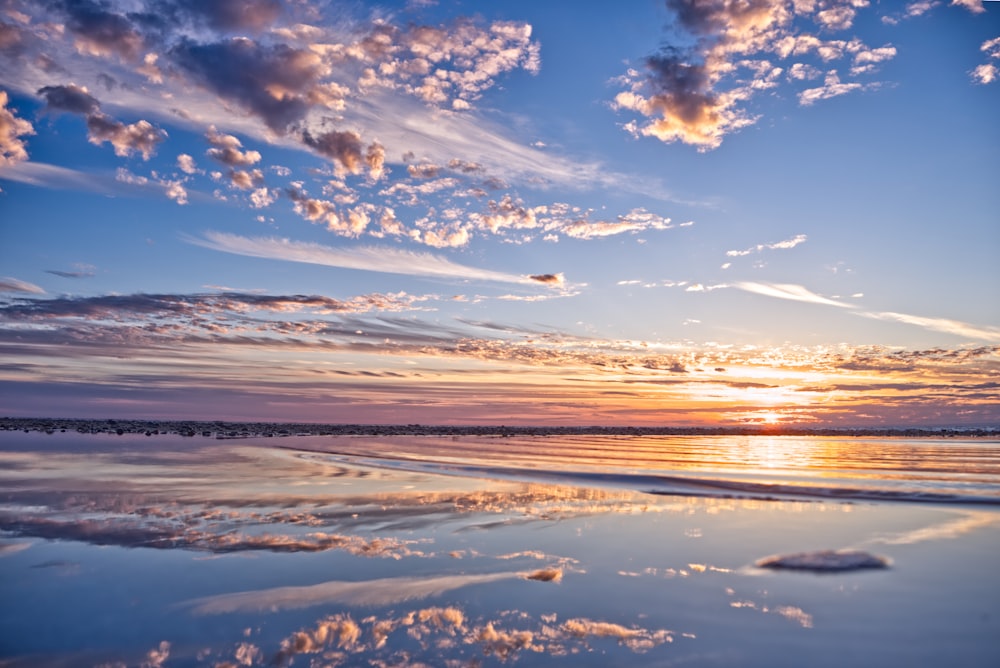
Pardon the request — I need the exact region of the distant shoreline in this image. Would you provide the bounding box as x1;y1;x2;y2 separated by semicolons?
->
1;417;997;439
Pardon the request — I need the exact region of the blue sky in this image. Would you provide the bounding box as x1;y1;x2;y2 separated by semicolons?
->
0;0;998;426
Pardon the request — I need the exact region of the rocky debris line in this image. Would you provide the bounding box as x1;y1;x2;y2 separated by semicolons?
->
0;417;996;439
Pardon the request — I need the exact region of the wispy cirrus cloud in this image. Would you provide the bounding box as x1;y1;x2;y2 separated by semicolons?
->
858;311;1000;342
729;281;1000;342
186;231;555;286
0;160;143;196
45;263;96;279
731;282;853;308
0;276;44;294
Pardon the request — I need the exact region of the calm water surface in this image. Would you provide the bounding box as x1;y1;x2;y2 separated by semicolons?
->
1;431;998;667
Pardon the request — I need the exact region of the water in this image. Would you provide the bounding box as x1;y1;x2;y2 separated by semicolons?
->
1;430;998;667
280;433;1000;504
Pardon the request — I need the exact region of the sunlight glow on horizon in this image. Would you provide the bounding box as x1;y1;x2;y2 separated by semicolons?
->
0;0;996;427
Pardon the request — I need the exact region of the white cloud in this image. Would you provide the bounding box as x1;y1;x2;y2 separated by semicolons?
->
858;311;1000;342
971;37;1000;84
732;282;854;308
0;161;122;194
799;70;864;105
951;0;985;14
186;231;545;285
730;281;1000;341
177;153;198;174
726;234;807;257
0;276;45;294
0;90;33;166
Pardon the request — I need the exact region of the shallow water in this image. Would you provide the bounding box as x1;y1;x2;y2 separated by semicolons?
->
1;431;998;667
284;433;1000;503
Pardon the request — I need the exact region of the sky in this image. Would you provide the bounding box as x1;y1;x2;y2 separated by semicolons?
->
0;0;998;428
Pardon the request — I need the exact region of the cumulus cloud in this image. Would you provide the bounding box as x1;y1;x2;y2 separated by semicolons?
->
951;0;985;14
163;0;282;33
37;83;166;159
799;70;864;105
614;0;901;149
164;179;188;204
0;89;33;166
186;230;543;285
176;153;198;173
205;126;262;167
169;37;327;133
37;83;100;115
56;0;147;61
86;114;166;158
971;36;1000;84
0;276;44;294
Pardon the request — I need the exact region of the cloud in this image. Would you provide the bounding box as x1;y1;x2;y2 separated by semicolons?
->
0;160;122;194
186;231;547;285
732;281;853;308
163;0;282;33
169;37;326;133
56;0;147;61
0;276;44;294
971;36;1000;84
798;70;865;105
205;126;261;167
0;541;32;556
614;0;899;149
858;311;1000;342
951;0;985;14
37;83;100;115
0;89;33;166
176;153;198;173
37;83;166;159
0;290;429;320
45;263;96;279
86;113;166;158
726;233;807;257
729;281;999;342
141;641;170;668
614;50;753;151
302;129;385;179
0;4;674;201
529;273;565;286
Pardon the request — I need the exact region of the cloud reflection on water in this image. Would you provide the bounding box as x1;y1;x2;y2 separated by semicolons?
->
182;571;536;615
260;607;683;667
